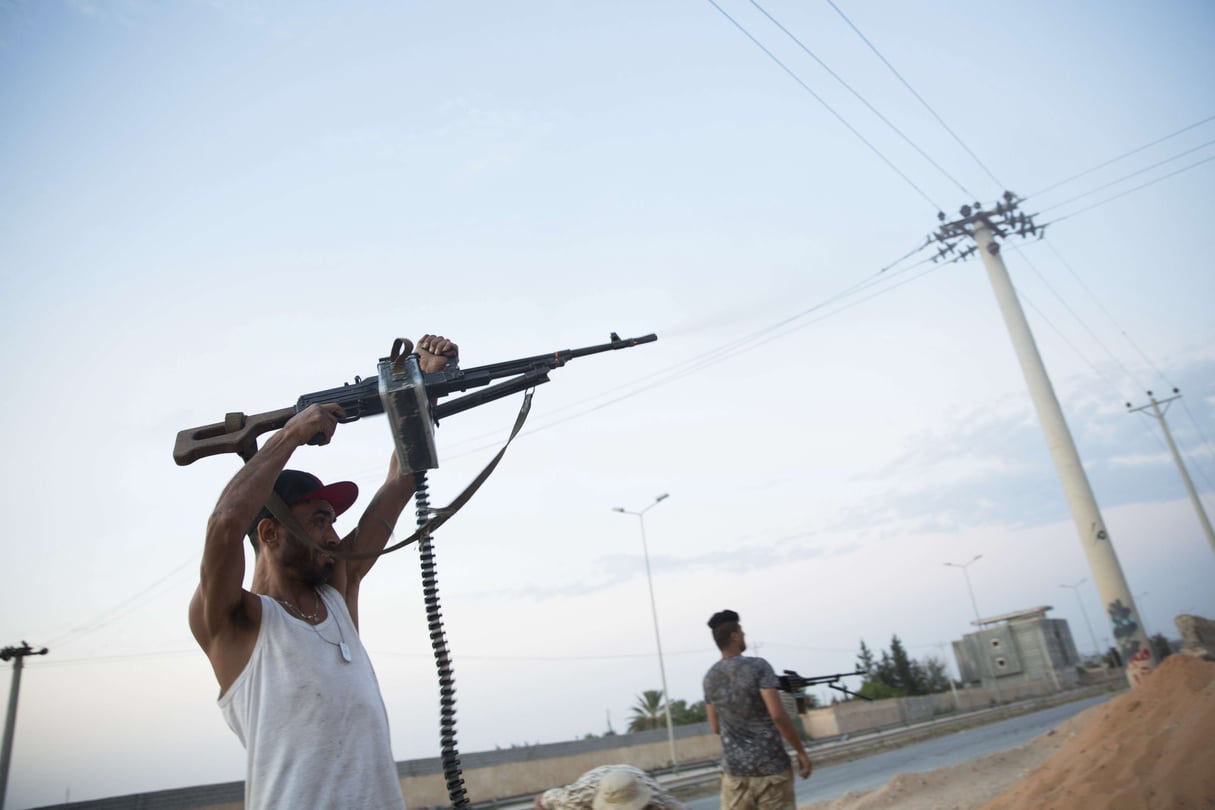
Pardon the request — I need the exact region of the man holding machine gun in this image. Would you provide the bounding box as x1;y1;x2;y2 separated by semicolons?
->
188;334;459;810
703;609;812;810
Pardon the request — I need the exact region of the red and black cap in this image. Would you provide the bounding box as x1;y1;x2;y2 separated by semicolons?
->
247;469;359;539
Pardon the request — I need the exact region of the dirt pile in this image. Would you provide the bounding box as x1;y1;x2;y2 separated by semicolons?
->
981;653;1215;810
803;653;1215;810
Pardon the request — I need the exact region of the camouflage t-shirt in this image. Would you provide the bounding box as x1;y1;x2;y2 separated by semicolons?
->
703;655;791;777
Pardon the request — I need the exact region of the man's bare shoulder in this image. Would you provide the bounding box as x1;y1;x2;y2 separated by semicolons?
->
190;586;264;694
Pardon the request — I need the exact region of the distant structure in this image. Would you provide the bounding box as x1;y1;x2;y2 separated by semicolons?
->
951;606;1081;691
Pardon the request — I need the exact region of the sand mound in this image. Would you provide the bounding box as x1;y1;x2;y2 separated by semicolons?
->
803;716;1082;810
981;654;1215;810
803;654;1215;810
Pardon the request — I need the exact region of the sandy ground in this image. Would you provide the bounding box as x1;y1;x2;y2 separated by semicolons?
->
802;654;1215;810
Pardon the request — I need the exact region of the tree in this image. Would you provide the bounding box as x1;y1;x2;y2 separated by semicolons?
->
855;637;954;699
857;639;877;674
889;635;925;695
668;699;708;725
628;690;666;732
857;679;905;700
920;656;953;694
1149;633;1173;662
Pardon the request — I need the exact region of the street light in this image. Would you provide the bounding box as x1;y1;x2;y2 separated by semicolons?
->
1059;578;1101;658
612;493;678;770
944;555;985;626
944;555;1005;698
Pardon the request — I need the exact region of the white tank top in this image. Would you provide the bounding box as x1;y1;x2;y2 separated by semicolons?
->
218;585;406;809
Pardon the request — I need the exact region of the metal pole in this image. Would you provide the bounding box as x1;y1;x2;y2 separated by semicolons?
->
1;643;47;810
1129;391;1215;557
972;220;1154;687
961;567;981;624
945;556;1001;701
944;555;984;625
1060;578;1101;658
0;655;21;810
613;495;678;770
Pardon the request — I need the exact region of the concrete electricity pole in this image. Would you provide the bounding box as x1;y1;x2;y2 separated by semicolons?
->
1127;389;1215;557
929;192;1155;687
2;642;49;810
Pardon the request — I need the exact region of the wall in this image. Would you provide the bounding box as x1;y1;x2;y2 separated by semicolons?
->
42;677;1096;810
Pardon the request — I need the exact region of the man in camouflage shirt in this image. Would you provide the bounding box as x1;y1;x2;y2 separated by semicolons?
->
703;610;812;810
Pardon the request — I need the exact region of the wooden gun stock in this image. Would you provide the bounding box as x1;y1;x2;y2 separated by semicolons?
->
173;407;296;466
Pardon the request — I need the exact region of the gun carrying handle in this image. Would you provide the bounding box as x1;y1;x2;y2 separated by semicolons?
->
172;407;297;466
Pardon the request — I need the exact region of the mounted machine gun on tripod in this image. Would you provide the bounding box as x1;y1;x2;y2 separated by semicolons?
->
778;666;872;706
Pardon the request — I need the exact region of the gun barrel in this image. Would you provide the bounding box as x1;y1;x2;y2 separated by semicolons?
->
454;333;657;381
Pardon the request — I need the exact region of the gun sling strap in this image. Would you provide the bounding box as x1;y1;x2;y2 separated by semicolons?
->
262;389;534;562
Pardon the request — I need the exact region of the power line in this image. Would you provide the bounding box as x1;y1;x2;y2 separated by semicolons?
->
1032;240;1215;485
1011;244;1146;394
824;0;1004;190
1043;153;1215;226
701;0;942;211
420;242;936;462
1038;138;1215;214
747;0;973;197
1029;113;1215;198
369;647;709;662
430;252;944;464
1040;240;1170;386
1012;283;1173;459
42;557;196;649
30;649;197;668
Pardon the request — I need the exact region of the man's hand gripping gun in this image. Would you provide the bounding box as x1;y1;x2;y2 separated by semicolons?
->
173;332;658;469
778;667;873;701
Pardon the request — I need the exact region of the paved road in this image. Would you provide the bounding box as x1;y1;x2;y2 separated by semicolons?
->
685;693;1113;809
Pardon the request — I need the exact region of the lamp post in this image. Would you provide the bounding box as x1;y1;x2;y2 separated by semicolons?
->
944;555;985;626
945;555;1005;698
1059;578;1101;658
612;493;677;770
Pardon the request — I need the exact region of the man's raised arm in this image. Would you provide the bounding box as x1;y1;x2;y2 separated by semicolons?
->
335;334;459;623
189;405;342;672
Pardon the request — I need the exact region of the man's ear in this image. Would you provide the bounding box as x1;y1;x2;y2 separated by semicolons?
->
257;518;281;550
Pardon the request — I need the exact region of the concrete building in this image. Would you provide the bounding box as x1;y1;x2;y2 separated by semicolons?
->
951;606;1081;691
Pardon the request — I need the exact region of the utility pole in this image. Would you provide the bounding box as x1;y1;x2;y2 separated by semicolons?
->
1060;578;1102;659
930;192;1155;687
2;642;49;810
1127;389;1215;557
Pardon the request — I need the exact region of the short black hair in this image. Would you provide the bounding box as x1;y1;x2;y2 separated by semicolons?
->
708;609;740;650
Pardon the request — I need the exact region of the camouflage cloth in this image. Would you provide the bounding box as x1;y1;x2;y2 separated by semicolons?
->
539;764;687;810
703;656;791;777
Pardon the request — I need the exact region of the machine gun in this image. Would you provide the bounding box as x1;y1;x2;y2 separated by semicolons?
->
173;331;657;469
173;330;657;810
778;667;872;701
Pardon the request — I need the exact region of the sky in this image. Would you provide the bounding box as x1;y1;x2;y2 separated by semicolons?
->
1;0;1213;806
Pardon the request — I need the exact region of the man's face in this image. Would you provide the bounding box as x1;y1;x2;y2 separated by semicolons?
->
279;498;340;585
735;626;747;653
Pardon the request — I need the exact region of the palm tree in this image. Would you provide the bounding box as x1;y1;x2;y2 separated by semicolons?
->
627;689;665;732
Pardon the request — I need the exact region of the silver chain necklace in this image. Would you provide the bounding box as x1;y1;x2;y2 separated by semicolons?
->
277;588;352;663
276;589;322;622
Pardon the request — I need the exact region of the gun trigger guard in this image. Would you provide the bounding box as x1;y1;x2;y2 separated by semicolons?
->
389;338;414;373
